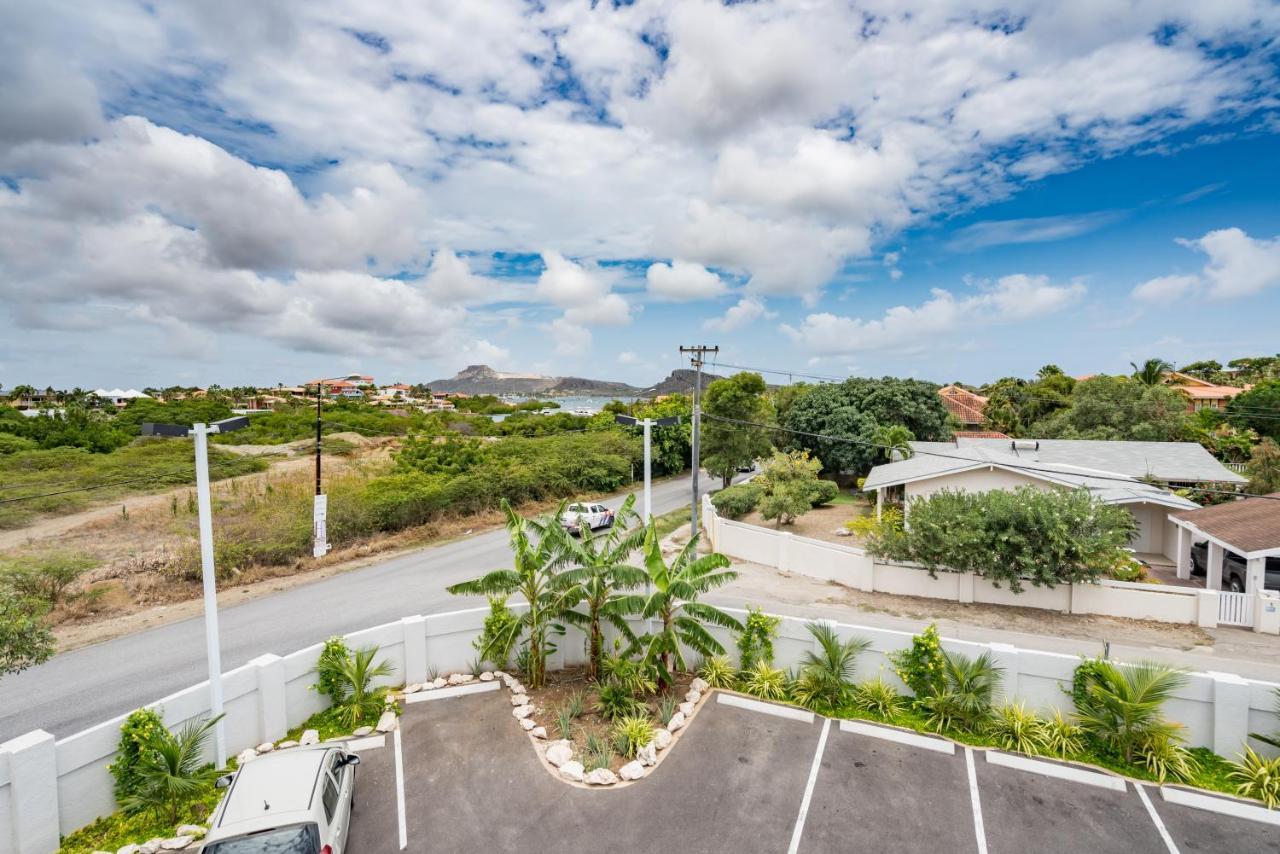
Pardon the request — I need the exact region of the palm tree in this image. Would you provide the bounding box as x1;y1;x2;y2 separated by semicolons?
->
122;715;223;824
1130;358;1173;387
625;523;742;686
872;424;914;462
1074;660;1187;763
328;645;395;728
792;622;871;711
558;494;648;681
446;500;577;688
920;650;1003;732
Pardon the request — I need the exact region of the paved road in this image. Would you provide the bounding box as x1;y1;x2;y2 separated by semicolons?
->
0;474;718;741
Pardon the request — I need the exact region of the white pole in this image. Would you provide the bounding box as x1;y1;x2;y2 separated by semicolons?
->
192;423;227;768
643;418;652;524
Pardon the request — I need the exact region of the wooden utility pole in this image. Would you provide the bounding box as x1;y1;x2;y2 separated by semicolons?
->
679;344;719;537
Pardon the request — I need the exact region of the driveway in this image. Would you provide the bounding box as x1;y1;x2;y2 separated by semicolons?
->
344;691;1280;853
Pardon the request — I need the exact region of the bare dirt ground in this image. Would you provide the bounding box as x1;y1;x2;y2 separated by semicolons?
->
739;500;872;546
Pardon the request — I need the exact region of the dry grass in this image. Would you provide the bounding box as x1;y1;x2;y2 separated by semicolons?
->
740;501;873;545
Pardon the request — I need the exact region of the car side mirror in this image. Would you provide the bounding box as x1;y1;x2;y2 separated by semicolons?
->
215;773;234;789
341;753;361;767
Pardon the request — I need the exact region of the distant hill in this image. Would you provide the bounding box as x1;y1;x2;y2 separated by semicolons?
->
426;364;725;398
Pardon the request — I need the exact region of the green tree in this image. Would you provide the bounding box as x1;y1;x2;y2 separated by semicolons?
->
558;494;648;681
0;589;54;677
632;395;692;475
626;522;742;686
1226;379;1280;441
1032;376;1187;441
1130;358;1173;387
702;372;774;487
755;449;824;527
122;715;223;824
1178;359;1223;381
1245;437;1280;494
1074;660;1188;764
872;424;914;462
446;500;577;688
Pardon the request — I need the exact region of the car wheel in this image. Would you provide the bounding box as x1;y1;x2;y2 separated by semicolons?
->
1228;576;1244;593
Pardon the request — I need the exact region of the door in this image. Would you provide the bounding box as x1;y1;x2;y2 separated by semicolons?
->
321;756;351;853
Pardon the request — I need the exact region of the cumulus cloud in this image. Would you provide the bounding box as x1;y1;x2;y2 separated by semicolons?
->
703;297;774;333
547;317;592;356
421;249;501;305
783;274;1085;355
645;260;728;302
1131;227;1280;302
535;250;632;330
1132;273;1202;302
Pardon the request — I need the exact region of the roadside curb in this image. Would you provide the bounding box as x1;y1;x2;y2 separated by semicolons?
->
717;692;815;723
984;749;1126;790
838;719;954;754
403;681;499;704
1160;784;1280;826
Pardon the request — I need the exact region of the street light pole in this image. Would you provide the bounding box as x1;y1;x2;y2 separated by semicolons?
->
190;422;227;769
679;344;718;537
643;417;652;523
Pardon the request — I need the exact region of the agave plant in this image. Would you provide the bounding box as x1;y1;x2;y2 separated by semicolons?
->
121;715;223;824
791;622;870;711
1073;660;1187;764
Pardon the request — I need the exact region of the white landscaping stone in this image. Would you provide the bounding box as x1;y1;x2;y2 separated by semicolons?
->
678;702;694;717
175;826;205;839
160;837;193;850
432;677;446;689
559;760;585;782
685;689;701;704
116;846;140;854
352;726;374;737
619;761;645;781
546;741;574;767
405;683;422;694
513;704;535;720
300;729;319;746
637;743;657;766
494;670;507;679
511;694;529;706
690;677;709;694
585;767;618;786
236;748;258;765
375;710;398;733
139;839;164;854
459;673;475;684
531;726;548;740
520;718;536;731
509;682;525;694
667;711;686;731
255;742;274;754
276;740;298;750
447;673;465;685
653;729;672;750
479;671;494;681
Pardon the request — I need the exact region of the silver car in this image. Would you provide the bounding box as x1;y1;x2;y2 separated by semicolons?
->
202;746;360;854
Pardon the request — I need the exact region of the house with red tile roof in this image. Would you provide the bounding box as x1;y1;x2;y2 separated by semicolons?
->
1162;371;1251;413
937;385;1009;440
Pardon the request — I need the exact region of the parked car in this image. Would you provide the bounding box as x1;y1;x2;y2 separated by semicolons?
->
1190;542;1280;593
202;746;360;854
561;502;615;534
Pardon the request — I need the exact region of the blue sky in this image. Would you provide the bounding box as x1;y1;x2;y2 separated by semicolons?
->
1;1;1278;390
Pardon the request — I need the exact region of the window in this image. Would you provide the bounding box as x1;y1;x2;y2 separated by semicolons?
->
204;824;320;854
321;772;340;821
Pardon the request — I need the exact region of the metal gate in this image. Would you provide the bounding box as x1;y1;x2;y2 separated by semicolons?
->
1218;591;1254;627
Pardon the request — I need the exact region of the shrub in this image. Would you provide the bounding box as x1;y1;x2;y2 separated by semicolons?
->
1073;660;1188;765
1;551;97;607
120;715;223;824
0;588;54;676
791;623;869;712
851;678;904;718
555;707;575;741
312;637;351;706
595;682;646;720
474;596;520;669
1229;747;1280;809
808;479;840;506
759;482;814;528
710;483;763;519
698;655;737;689
986;703;1048;755
736;607;780;672
1137;731;1199;783
611;715;655;758
1042;710;1084;759
314;643;395;729
918;651;1002;733
584;733;614;772
657;693;679;727
600;653;657;698
890;624;947;700
109;708;167;805
742;661;789;701
756;449;825;527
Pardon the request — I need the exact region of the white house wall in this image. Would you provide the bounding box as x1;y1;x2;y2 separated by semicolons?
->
903;467;1042;502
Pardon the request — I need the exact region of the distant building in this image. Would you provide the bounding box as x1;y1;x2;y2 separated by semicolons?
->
1162;371;1251;413
937;385;1009;440
91;388;151;408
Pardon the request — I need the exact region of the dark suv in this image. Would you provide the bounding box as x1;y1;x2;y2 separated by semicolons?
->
1190;542;1280;592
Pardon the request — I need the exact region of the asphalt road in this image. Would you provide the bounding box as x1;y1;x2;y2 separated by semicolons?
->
0;473;721;741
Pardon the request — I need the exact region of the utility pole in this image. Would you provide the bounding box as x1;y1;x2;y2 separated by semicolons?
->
679;344;718;537
314;381;323;496
313;382;329;558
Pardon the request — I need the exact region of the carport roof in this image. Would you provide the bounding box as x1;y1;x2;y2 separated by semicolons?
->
1170;493;1280;556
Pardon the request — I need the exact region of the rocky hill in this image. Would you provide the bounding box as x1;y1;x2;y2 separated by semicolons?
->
638;368;724;397
426;364;725;398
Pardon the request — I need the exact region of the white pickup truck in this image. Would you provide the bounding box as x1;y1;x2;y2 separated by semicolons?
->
561;502;616;535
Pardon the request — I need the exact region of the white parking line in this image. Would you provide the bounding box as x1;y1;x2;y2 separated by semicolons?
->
786;717;831;854
403;681;500;703
838;719;955;754
393;726;407;850
1135;785;1181;854
965;748;989;854
716;692;815;723
984;750;1126;791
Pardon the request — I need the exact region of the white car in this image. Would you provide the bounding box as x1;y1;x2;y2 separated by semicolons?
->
561;502;616;534
202;746;360;854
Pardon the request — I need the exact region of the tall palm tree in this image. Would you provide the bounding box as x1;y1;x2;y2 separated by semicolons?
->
123;715;223;823
446;500;577;688
1130;358;1173;387
558;494;647;681
792;622;871;711
1074;660;1187;763
624;522;742;686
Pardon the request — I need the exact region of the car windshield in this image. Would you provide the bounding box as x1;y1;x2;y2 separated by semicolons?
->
566;505;588;514
204;824;320;854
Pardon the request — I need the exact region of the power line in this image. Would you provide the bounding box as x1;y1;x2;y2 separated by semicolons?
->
702;412;1279;501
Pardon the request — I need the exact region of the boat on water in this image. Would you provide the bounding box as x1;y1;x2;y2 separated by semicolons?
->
569;406;596;417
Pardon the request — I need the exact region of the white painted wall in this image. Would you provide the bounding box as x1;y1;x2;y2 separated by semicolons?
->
904;467;1040;503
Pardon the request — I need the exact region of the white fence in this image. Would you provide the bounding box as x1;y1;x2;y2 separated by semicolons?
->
4;598;1280;854
703;496;1280;635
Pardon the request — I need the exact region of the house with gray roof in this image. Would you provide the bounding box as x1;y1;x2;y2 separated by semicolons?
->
863;437;1244;563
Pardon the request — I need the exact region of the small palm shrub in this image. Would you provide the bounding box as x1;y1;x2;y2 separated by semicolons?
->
742;661;789;702
699;655;738;689
919;651;1002;733
600;654;657;697
584;733;614;772
736;607;780;672
1042;710;1084;759
851;678;904;718
316;644;395;728
611;715;655;759
986;703;1048;755
1137;731;1199;783
791;623;870;711
595;682;647;720
1073;660;1187;764
1229;746;1280;809
312;636;351;706
121;715;223;824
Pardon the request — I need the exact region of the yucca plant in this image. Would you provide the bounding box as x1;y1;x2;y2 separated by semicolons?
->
611;715;655;759
1137;730;1198;783
698;655;738;689
919;651;1002;733
1230;746;1280;809
791;622;870;711
563;690;586;720
657;693;679;726
319;644;395;729
742;661;789;701
1042;709;1084;759
555;706;575;741
121;715;223;824
1073;660;1187;764
986;703;1048;755
584;733;614;772
595;682;646;721
851;677;904;718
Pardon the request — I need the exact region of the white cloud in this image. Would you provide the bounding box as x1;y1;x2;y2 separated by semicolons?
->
1179;227;1280;298
421;249;500;306
784;274;1085;355
947;212;1125;252
535;250;631;329
617;351;639;365
547;317;592;356
645;260;728;302
1132;273;1202;302
703;297;774;333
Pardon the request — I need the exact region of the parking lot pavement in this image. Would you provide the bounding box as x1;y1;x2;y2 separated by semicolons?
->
1143;785;1280;852
345;733;400;854
798;727;978;854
